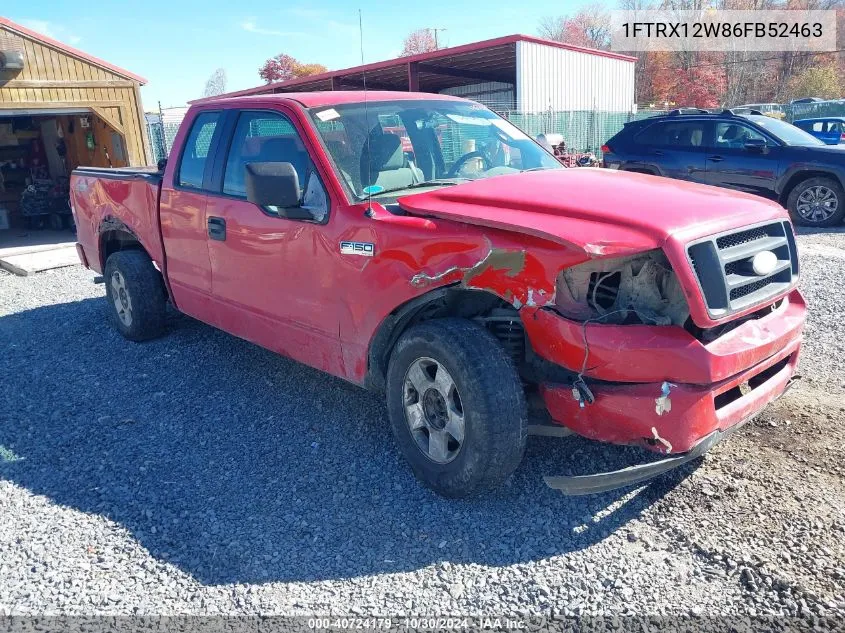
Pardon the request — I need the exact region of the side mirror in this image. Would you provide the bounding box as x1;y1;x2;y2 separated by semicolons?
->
245;162;301;208
743;138;767;153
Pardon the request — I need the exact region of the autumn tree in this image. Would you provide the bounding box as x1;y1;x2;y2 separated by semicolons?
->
651;54;727;108
400;29;438;56
202;68;227;97
786;61;842;101
258;54;327;84
538;7;612;50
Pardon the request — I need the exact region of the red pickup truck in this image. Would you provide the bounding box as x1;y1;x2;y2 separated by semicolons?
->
70;91;805;497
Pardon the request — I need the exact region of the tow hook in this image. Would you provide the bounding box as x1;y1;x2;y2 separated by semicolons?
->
571;377;595;408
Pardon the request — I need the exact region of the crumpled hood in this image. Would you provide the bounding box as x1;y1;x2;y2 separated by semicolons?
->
398;168;789;256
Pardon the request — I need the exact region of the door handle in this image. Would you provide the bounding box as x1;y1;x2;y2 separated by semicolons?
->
207;216;226;241
652;150;665;156
707;155;724;162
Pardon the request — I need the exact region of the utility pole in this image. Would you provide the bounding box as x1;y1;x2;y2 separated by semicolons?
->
157;101;168;156
429;28;447;49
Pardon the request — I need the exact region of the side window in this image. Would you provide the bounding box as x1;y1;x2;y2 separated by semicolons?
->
714;122;768;149
223;111;329;221
178;112;219;189
812;122;825;132
635;121;705;148
223;111;308;198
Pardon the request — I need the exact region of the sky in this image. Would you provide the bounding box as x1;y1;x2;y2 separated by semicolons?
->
9;0;591;111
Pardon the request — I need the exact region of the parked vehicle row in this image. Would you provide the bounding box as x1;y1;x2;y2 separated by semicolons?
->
71;91;804;498
602;108;845;227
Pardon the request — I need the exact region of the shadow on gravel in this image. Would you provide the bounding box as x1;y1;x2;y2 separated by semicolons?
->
0;299;694;585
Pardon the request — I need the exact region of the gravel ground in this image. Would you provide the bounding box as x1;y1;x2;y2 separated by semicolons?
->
0;228;843;625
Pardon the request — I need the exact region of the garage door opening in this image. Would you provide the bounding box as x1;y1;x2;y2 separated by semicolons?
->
0;109;128;250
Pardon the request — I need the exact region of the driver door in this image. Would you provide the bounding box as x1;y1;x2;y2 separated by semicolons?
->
203;108;343;374
704;121;780;197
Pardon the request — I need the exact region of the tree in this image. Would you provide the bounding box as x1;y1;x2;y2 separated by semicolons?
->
652;61;727;109
538;7;611;50
202;68;227;98
786;62;842;101
400;29;437;56
258;54;327;84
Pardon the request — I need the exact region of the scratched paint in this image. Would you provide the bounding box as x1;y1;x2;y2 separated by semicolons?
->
410;243;526;289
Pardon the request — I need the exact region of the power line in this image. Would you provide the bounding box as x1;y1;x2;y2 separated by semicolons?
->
640;48;844;71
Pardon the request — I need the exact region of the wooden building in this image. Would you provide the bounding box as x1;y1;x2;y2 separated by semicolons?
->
0;17;149;229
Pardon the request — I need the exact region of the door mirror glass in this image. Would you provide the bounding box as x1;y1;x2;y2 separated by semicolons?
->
245;162;301;208
743;137;767;152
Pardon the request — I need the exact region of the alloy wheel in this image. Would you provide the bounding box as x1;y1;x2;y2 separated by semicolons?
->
110;270;133;327
403;357;465;464
796;185;838;223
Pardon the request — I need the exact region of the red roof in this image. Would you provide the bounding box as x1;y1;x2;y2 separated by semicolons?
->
0;16;147;84
203;90;467;109
194;34;636;104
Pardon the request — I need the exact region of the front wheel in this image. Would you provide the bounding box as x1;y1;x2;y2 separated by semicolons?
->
104;250;167;341
386;318;527;498
787;177;845;227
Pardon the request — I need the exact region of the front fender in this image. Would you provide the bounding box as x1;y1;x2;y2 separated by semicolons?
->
776;162;845;196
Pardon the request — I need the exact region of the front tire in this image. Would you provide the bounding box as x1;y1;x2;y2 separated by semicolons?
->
104;250;166;341
386;318;527;498
787;177;845;227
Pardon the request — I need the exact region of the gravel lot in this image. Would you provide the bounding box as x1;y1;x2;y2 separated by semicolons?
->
0;228;843;624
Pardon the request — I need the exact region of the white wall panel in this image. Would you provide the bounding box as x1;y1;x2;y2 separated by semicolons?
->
516;42;635;113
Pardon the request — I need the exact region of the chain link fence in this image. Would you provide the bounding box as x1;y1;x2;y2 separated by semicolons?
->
144;105;668;166
786;99;845;122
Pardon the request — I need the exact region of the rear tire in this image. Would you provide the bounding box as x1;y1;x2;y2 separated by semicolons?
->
787;177;845;227
385;318;527;498
104;250;166;341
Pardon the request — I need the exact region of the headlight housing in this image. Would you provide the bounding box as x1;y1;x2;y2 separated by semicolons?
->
555;249;689;326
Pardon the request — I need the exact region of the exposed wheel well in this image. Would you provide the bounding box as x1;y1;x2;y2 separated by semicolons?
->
780;171;842;205
365;287;525;391
99;229;147;271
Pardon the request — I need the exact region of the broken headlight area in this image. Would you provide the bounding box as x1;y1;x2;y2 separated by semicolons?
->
555;249;690;326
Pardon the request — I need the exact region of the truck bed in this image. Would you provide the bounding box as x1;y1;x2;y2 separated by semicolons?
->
71;166;165;275
73;166;162;183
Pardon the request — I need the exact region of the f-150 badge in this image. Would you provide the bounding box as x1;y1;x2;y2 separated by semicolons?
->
340;241;375;257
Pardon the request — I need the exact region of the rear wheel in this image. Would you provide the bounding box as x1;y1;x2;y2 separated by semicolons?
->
386;318;527;498
787;177;845;227
104;250;166;341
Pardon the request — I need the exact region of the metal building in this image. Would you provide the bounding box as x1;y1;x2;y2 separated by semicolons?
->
199;34;636;115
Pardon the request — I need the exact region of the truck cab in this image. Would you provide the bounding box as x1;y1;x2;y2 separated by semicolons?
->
70;92;806;497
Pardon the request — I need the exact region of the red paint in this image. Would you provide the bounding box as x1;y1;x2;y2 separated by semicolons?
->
71;93;805;460
523;290;806;384
541;339;801;454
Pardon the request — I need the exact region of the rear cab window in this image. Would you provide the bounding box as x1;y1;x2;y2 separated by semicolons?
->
177;111;220;189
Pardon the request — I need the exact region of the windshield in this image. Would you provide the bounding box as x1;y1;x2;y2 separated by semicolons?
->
744;115;825;146
308;100;561;200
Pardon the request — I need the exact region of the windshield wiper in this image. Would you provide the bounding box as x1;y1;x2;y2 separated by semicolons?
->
404;178;471;189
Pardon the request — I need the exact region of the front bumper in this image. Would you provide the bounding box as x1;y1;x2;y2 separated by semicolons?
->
525;289;805;492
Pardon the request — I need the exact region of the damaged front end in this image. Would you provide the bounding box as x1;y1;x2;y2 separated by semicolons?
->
521;245;805;496
554;249;689;327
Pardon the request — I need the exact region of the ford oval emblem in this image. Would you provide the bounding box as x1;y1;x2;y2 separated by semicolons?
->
751;250;778;276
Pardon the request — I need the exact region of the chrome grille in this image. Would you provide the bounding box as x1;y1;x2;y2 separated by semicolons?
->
687;221;798;318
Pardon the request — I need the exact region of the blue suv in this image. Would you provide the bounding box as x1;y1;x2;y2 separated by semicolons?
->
793;117;845;145
602;109;845;227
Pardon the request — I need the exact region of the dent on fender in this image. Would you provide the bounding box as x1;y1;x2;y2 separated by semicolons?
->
408;237;557;310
